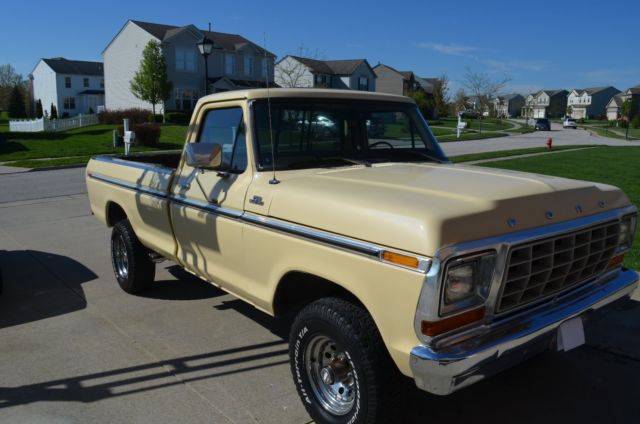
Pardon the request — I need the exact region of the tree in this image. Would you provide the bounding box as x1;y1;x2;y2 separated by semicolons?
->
621;98;638;140
50;103;58;119
35;99;43;118
0;64;23;111
130;40;172;116
275;44;325;88
431;75;450;117
407;90;430;118
8;85;26;118
462;68;510;133
452;89;467;115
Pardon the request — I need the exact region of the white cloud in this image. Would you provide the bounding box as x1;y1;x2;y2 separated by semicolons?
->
417;42;477;57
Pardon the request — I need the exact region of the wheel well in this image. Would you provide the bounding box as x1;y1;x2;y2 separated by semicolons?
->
273;272;364;317
106;202;127;227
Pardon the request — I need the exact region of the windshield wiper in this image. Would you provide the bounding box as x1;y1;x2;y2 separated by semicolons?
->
287;156;371;170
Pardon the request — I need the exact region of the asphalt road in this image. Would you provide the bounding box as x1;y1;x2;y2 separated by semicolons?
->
440;123;638;157
1;143;640;423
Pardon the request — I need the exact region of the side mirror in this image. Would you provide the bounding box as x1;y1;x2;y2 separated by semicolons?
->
185;143;222;170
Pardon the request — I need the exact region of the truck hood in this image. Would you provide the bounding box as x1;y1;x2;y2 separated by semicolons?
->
266;163;630;256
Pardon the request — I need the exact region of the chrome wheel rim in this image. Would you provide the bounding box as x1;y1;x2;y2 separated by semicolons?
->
304;335;355;416
113;235;129;280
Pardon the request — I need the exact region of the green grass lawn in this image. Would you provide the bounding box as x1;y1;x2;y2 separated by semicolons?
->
450;145;598;163
482;146;640;269
438;131;508;142
0;123;188;167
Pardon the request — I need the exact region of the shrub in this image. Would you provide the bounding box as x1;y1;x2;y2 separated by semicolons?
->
619;119;628;128
164;112;190;125
148;113;163;123
50;103;58;119
88;107;94;115
117;123;161;146
632;115;640;129
61;112;70;119
98;108;150;125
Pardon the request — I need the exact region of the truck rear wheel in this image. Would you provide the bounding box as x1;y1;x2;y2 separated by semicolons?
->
289;297;401;424
110;219;155;293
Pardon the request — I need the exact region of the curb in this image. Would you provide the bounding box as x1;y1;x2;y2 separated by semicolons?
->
28;164;87;172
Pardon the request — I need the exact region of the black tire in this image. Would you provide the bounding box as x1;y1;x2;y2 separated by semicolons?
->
110;219;155;293
289;298;402;424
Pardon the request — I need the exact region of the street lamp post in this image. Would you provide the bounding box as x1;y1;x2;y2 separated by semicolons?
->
197;36;214;96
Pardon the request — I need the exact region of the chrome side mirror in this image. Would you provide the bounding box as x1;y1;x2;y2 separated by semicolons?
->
185;143;222;170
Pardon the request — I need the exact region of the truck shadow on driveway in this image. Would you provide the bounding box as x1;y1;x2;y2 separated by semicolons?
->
0;249;96;329
136;265;228;301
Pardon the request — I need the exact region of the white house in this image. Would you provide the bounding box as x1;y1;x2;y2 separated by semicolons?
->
275;56;376;91
567;86;620;119
102;20;276;113
30;57;104;117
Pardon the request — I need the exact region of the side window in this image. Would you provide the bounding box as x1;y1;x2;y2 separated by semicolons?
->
198;107;247;173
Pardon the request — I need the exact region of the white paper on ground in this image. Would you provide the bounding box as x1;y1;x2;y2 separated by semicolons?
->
557;316;585;352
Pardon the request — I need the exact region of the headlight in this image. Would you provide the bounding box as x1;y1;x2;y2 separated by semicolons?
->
618;214;637;253
441;251;496;316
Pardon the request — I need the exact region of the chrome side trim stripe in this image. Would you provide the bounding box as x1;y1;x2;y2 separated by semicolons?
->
89;172;431;273
92;155;177;175
170;195;243;219
88;173;168;199
242;212;382;257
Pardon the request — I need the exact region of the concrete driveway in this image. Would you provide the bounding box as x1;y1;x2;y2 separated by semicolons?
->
440;123;639;157
1;168;640;424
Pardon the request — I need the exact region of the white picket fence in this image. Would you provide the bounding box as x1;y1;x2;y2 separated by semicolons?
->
9;114;99;132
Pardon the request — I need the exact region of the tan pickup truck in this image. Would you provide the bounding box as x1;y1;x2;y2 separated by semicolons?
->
86;88;638;424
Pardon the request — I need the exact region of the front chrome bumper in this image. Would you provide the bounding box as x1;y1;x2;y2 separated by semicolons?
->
410;268;639;395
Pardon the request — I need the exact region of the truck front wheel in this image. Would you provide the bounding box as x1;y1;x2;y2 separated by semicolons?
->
110;219;155;293
289;297;401;424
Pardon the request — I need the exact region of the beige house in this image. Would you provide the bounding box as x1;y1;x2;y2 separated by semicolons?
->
530;90;568;118
492;93;525;118
605;85;640;120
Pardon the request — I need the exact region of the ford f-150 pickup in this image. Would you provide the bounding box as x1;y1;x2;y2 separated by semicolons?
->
86;88;638;424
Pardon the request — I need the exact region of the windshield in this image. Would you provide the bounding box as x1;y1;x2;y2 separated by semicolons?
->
252;99;448;170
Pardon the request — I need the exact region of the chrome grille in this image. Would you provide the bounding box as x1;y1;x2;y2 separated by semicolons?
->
497;221;620;313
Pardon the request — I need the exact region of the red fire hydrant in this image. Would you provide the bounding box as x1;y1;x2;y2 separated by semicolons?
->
546;138;553;150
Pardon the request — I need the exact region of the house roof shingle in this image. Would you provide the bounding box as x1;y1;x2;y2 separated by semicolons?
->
131;20;275;57
288;56;370;76
41;58;103;76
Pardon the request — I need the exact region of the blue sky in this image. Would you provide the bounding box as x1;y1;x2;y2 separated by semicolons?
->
2;0;639;96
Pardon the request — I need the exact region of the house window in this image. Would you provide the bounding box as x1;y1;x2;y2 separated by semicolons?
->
315;74;330;88
176;47;196;72
225;54;236;75
358;76;369;91
261;58;268;78
174;88;198;111
100;79;104;88
65;77;71;88
83;78;89;88
63;97;75;109
244;55;254;76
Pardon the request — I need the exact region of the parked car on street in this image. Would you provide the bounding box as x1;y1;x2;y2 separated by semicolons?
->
535;118;551;131
86;88;638;424
563;118;578;129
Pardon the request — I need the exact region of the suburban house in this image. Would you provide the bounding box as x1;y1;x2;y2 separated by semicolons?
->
530;89;568;118
567;86;620;119
274;56;376;91
521;93;536;119
29;57;104;117
372;64;438;96
102;20;276;113
605;85;640;120
492;93;525;118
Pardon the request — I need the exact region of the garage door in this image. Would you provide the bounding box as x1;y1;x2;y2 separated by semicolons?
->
533;108;545;118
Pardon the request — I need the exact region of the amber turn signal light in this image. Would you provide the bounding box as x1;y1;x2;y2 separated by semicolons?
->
421;307;485;337
607;254;625;269
382;251;420;269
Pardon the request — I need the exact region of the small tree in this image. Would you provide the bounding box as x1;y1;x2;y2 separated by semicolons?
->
431;75;450;118
0;64;23;111
452;89;467;115
130;40;172;116
621;98;638;140
8;85;26;118
50;103;58;119
462;68;510;133
35;99;43;118
407;90;430;118
275;44;326;88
